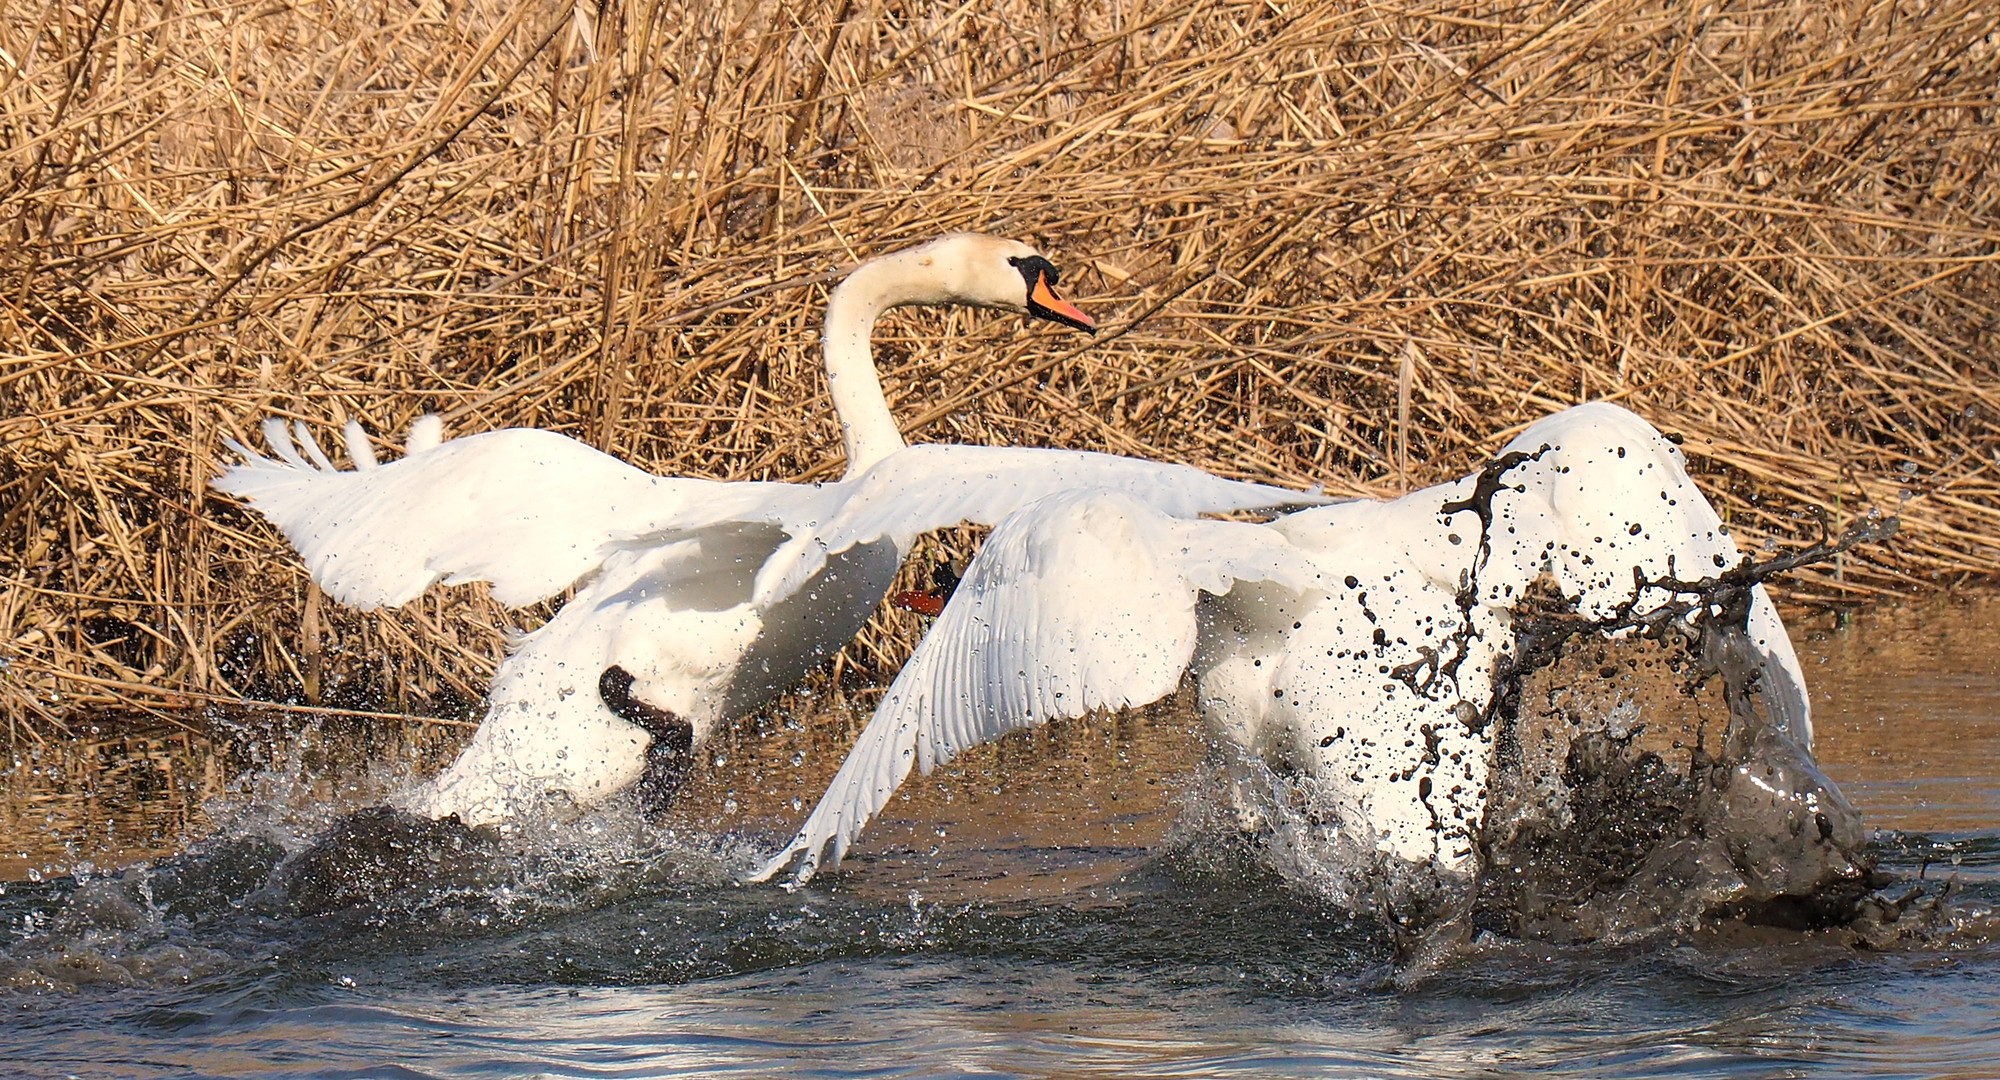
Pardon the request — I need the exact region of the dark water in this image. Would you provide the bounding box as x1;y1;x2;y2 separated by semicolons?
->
3;598;1998;1079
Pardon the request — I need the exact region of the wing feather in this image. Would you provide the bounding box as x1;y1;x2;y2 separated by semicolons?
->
750;444;1329;608
294;420;337;472
215;421;805;610
751;489;1317;885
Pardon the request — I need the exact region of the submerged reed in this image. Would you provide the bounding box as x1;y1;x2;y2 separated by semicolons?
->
2;0;1996;736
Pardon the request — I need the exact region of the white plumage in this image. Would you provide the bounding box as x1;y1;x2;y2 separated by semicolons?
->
215;234;1327;826
755;402;1810;884
218;422;792;611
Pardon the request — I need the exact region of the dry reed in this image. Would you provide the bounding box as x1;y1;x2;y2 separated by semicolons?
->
2;0;1997;738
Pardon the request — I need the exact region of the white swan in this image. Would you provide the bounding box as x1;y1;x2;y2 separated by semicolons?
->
754;402;1816;885
215;233;1329;827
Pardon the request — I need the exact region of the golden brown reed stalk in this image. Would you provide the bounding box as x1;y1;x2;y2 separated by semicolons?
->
1;0;1996;739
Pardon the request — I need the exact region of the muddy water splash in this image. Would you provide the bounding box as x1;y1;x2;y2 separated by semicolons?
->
1466;512;1900;945
1162;604;1877;953
1473;617;1870;942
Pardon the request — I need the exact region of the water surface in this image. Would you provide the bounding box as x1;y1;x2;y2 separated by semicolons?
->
2;596;1997;1079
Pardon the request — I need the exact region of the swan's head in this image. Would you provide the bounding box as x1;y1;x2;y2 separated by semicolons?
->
884;233;1097;333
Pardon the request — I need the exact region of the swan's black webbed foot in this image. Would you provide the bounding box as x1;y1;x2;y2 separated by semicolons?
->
600;664;695;820
277;805;496;916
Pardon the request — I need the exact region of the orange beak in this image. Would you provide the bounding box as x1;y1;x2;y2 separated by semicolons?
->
1027;271;1096;333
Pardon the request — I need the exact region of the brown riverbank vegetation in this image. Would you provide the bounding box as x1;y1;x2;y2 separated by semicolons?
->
3;0;1997;738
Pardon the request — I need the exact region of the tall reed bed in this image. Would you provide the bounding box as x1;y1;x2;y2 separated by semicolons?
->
3;0;1996;736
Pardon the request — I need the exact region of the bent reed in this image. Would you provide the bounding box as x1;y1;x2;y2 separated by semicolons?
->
2;0;1996;737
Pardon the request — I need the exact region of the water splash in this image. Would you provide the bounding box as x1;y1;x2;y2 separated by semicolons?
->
0;776;774;994
1159;750;1481;967
1470;619;1871;944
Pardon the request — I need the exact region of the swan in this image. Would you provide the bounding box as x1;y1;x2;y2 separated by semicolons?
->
753;402;1839;887
215;233;1329;827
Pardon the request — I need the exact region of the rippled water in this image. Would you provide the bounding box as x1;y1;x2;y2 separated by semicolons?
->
3;597;1998;1079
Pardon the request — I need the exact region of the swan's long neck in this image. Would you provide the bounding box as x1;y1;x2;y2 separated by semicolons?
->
823;253;940;478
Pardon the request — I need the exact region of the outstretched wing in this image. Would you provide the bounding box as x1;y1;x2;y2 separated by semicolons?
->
750;489;1319;885
750;443;1330;607
214;419;801;610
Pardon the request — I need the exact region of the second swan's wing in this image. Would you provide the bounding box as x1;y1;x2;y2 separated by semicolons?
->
751;488;1318;885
